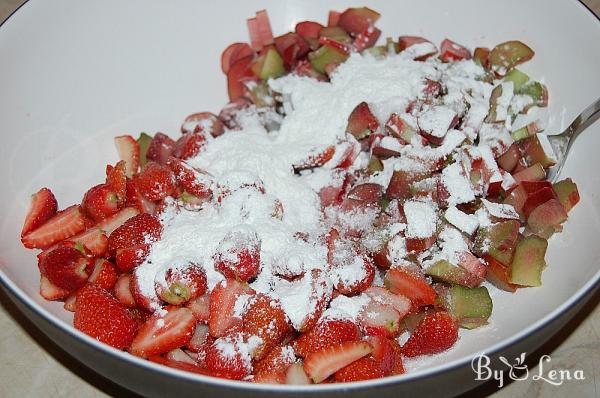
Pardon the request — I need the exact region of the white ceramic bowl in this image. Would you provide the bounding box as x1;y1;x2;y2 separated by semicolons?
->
1;0;599;396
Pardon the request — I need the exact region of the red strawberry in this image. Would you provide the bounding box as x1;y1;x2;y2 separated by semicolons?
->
67;227;109;257
39;275;71;301
134;162;176;201
156;264;208;305
303;341;372;383
384;267;437;307
168;157;213;198
127;307;150;327
181;112;225;138
115;244;151;272
125;179;157;214
74;284;138;349
165;348;199;366
402;311;459;357
97;206;140;236
358;301;401;338
146;132;175;165
114;273;137;307
331;254;375;295
186;293;210;322
21;187;58;237
114;135;140;177
130;306;196;358
367;335;395;375
39;245;94;291
364;286;411;318
297;269;332;332
63;293;77;312
333;356;384;382
204;334;251;380
388;338;405;375
345;102;379;140
293;317;361;358
208;278;254;337
285;361;311;385
241;294;291;359
22;205;87;249
106;160;127;201
213;228;261;282
108;213;162;254
82;183;121;222
254;345;296;381
87;259;118;291
172;133;207;160
130;269;162;312
186;323;210;353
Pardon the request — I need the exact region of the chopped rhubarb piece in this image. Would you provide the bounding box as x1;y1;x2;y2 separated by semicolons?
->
527;198;568;239
440;39;471;61
221;42;254;74
337;7;381;35
552;178;580;213
489;40;535;76
509;235;548;287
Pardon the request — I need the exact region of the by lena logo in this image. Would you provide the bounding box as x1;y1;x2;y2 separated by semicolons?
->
471;352;585;388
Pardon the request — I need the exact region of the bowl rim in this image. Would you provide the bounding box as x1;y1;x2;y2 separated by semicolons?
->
1;0;599;393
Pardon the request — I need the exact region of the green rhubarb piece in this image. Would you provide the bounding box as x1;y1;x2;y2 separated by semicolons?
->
319;26;351;43
137;132;152;167
485;84;503;123
425;260;478;288
509;235;548;287
251;48;285;80
511;126;530;142
364;45;387;58
309;44;349;74
518;134;556;168
489;41;535;76
517;81;548;107
527;199;567;239
552;178;580;213
386;37;399;54
248;81;273;108
445;285;493;329
503;69;530;91
367;157;384;174
474;220;520;266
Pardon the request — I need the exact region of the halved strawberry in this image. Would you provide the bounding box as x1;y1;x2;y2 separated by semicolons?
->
22;205;87;249
156;264;208;305
346;102;379;140
97;206;140;236
114;135;140;178
130;306;196;358
38;245;94;291
221;42;255;74
331;254;375;295
168;157;212;199
241;294;291;359
186;323;210;353
108;213;161;255
303;340;372;383
114;273;137;307
388;338;405;375
39;275;71;301
402;311;459;357
115;244;151;272
125;179;157;214
364;286;411;318
181;112;225;138
145;132;175;165
82;183;121;222
254;345;296;383
367;335;395;375
130;269;162;312
66;227;109;257
63;293;77;312
293;317;361;358
440;39;472;61
208;278;254;337
87;259;118;291
74;284;138;349
213;228;261;282
333;355;384;382
106;160;127;201
172;132;208;161
297;269;332;333
204;334;252;380
133;162;176;201
285;361;311;384
21;187;58;237
186;293;210;322
384;267;437;307
358;301;401;338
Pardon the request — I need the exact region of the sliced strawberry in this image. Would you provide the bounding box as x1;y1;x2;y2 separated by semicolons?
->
254;345;296;383
115;244;151;272
294;317;361;358
114;273;137;307
333;355;384;382
241;294;291;359
114;135;140;177
82;183;121;222
130;306;196;358
97;206;140;236
172;132;208;161
145;132;175;165
186;293;210;322
63;293;77;312
331;254;375;295
133;162;176;201
186;323;210;353
22;205;86;249
364;286;411;318
168;157;212;199
21;187;58;237
106;160;127;201
384;267;437;306
297;269;332;332
213;228;261;282
367;335;395;375
181;112;225;138
157;264;208;305
204;334;251;380
358;301;401;338
88;259;118;291
148;355;211;375
285;361;311;384
208;278;254;337
108;212;161;254
402;311;459;357
74;284;138;349
39;275;71;301
303;340;372;383
346;102;379;140
165;348;199;365
221;42;255;74
125;179;156;214
440;38;472;61
388;338;405;375
67;227;109;257
38;245;94;291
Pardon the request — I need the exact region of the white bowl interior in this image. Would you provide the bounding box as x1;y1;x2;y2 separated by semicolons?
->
1;0;599;381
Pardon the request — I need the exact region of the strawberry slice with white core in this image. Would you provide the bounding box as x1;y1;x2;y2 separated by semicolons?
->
22;205;86;249
130;306;196;358
114;273;137;307
364;286;411;318
97;206;140;236
114;135;140;178
358;301;402;338
21;187;58;237
87;259;118;291
286;362;312;385
186;293;210;322
303;340;372;383
67;227;109;257
186;323;210;353
165;348;199;366
39;275;70;301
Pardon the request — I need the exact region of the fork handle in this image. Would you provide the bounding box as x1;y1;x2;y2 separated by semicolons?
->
566;97;600;141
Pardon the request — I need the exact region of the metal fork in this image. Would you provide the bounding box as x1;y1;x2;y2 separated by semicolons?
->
546;97;600;182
